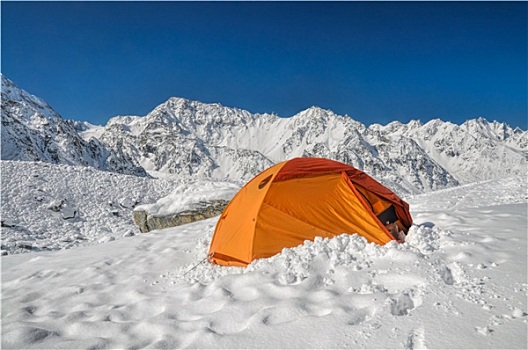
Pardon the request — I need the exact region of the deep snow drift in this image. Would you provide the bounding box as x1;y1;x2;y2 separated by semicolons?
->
1;168;526;348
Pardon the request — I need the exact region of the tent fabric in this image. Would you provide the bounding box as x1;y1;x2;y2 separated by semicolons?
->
208;157;413;267
274;157;354;182
208;161;287;266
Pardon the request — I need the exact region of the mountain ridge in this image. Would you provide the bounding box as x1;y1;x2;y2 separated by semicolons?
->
2;74;526;195
1;75;148;177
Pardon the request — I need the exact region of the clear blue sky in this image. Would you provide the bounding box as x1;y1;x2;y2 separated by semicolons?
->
2;1;527;129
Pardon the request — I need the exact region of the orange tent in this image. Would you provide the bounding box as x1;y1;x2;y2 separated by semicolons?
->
208;157;413;267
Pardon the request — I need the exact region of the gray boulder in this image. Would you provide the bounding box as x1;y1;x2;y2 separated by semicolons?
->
132;199;228;233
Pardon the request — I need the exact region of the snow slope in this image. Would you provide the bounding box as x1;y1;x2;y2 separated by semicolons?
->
0;161;177;254
1;75;146;177
2;175;526;349
90;98;527;192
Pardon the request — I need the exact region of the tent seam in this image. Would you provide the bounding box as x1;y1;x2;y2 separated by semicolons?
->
259;201;335;236
249;161;289;262
343;172;396;242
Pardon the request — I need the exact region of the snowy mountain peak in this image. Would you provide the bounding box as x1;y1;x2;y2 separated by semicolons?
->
1;75;147;176
166;96;192;106
406;119;423;128
2;75;527;194
1;74;60;122
165;96;228;111
294;106;341;121
466;117;522;141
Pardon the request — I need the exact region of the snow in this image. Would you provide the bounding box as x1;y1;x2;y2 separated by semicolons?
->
135;181;240;217
1;161;526;349
76;121;105;140
4;74;527;195
68;95;526;192
0;161;177;254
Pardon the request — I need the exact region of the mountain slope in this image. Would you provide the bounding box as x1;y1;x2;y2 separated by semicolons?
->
368;118;528;183
94;97;526;193
1;75;147;176
2;75;526;194
93;100;459;193
0;160;178;254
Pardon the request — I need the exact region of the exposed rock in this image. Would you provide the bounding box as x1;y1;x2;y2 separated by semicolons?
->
132;210;148;232
16;241;35;251
61;205;76;220
46;199;76;219
119;197;138;209
122;230;135;237
1;218;15;227
47;200;64;212
133;199;228;233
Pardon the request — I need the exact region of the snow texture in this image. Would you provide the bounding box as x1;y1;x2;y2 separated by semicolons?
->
134;181;239;217
1;164;527;349
1;161;178;254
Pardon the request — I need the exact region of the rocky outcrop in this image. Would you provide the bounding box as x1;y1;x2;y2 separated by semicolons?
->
132;199;229;233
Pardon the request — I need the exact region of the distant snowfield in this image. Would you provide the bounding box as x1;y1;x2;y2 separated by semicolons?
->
1;162;527;349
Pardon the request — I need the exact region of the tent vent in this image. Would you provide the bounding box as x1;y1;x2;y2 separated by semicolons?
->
258;174;273;189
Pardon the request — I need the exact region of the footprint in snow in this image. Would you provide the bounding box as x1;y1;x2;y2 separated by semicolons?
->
404;327;427;349
387;291;416;316
347;308;371;326
475;326;493;336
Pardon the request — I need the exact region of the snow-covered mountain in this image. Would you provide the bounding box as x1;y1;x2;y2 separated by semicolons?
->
94;97;526;193
1;75;147;176
2;75;527;194
368;118;528;184
87;98;275;183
